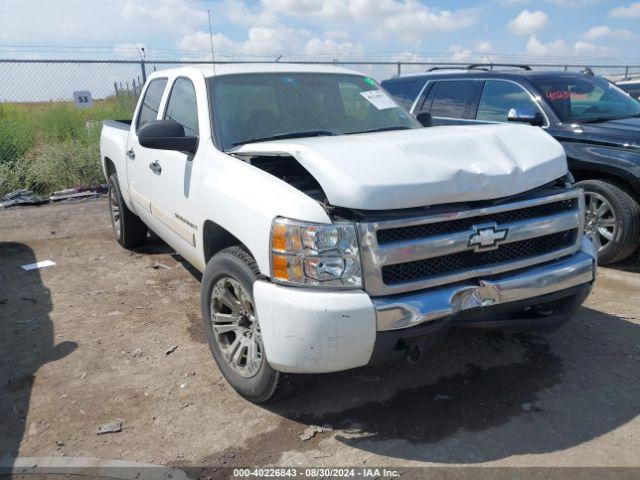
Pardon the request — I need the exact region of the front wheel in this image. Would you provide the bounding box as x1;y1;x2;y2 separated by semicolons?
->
576;179;640;264
200;246;299;403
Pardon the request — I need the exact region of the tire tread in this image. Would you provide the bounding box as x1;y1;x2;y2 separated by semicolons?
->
108;173;148;248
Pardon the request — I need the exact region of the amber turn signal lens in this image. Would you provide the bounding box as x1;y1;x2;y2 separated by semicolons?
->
272;222;287;251
272;254;288;280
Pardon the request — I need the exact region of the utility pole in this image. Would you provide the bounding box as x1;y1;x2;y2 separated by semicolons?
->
139;46;147;84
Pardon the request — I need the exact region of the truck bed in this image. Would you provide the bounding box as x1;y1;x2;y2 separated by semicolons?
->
103;119;132;131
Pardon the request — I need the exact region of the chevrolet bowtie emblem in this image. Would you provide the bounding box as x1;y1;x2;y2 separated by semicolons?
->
468;224;509;251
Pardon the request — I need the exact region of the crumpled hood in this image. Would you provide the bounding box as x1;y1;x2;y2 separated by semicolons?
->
234;124;567;210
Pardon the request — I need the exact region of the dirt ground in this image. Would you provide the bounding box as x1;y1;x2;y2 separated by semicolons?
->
1;198;640;477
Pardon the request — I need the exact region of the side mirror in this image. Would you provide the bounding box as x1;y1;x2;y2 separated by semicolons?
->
507;108;545;127
416;112;433;127
138;119;198;154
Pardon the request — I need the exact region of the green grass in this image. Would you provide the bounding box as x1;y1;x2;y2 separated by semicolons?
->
0;94;137;196
0;105;37;167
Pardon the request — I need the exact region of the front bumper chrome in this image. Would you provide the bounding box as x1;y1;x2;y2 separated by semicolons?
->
374;237;596;331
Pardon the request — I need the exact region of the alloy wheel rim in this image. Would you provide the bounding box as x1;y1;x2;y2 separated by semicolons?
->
210;277;263;378
584;191;616;252
109;187;121;238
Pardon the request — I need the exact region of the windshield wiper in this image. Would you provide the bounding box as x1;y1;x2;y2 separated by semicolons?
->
579;114;640;124
578;117;617;124
232;130;336;147
346;126;412;135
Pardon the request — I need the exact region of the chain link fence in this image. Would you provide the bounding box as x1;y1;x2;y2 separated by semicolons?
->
1;58;640;197
3;58;640;103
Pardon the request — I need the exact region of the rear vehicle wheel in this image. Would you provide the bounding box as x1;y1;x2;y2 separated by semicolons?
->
108;173;148;248
576;179;640;264
200;246;300;403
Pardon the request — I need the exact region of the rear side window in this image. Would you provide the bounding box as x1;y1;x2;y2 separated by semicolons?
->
476;80;542;122
136;78;168;131
427;80;477;118
382;80;420;109
164;77;199;136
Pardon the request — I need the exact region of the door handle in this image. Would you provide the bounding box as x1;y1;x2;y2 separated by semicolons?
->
126;148;135;160
149;161;162;175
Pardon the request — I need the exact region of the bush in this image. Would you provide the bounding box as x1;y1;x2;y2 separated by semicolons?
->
39;104;86;142
0;160;23;194
0;105;37;165
17;138;103;194
0;96;134;196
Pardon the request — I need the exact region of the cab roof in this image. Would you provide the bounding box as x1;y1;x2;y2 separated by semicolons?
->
147;62;365;80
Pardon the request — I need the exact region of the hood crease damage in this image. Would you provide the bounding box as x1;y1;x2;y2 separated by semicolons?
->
235;124;567;210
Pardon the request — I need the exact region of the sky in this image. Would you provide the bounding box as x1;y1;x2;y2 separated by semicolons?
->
1;0;639;64
1;0;639;102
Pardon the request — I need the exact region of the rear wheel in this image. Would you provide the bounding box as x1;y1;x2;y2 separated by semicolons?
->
576;179;640;264
108;173;148;248
200;246;300;403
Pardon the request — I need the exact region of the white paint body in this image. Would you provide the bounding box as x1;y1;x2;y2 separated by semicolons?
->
254;281;376;373
100;64;571;374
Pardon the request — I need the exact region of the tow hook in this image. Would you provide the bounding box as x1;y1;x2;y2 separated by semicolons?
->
406;343;424;365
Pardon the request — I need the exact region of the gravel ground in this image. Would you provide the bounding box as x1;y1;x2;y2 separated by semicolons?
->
1;198;640;478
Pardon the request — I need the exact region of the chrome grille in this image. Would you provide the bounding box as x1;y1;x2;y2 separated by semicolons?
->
382;230;577;284
358;189;585;296
377;198;577;244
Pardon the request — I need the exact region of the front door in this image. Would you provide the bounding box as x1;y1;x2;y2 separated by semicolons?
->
126;77;169;230
473;79;548;126
144;76;203;258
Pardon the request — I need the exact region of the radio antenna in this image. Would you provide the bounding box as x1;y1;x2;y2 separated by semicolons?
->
207;9;216;76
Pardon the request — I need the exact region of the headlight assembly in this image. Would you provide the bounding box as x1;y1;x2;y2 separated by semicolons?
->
270;217;362;288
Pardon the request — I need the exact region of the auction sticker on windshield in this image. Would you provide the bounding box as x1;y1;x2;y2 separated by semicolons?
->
360;90;397;110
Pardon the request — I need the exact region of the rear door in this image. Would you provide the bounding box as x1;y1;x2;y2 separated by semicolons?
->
416;79;482;125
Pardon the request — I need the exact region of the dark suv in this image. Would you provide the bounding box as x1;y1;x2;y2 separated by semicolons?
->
382;65;640;264
617;78;640;100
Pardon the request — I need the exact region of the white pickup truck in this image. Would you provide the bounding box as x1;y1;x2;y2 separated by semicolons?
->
101;64;596;402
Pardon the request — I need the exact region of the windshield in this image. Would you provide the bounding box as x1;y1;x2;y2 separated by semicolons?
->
532;75;640;124
209;73;419;150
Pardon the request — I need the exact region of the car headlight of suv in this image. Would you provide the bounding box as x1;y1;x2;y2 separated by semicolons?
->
270;217;362;288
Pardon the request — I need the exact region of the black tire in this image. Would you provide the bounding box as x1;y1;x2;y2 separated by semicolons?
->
200;246;300;403
108;173;148;248
576;179;640;264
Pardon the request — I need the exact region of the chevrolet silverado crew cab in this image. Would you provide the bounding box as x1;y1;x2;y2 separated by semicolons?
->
382;65;640;264
101;64;596;403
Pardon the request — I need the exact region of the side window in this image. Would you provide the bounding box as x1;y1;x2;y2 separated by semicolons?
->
382;80;418;109
164;78;199;136
427;81;477;118
476;80;541;122
136;78;168;131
